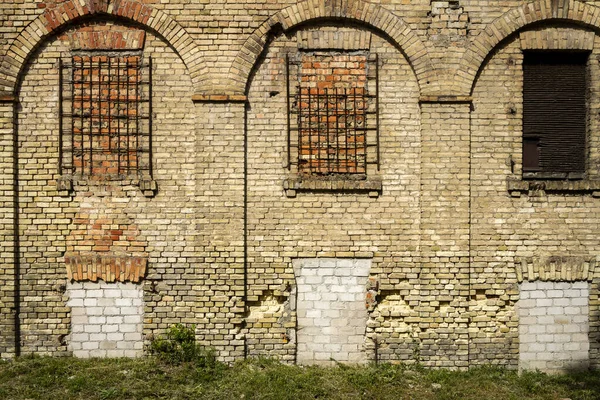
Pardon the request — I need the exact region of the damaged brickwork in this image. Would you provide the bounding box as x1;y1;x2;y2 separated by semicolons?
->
0;0;600;372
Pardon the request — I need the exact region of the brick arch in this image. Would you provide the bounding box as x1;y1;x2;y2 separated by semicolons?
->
458;0;598;96
0;0;205;96
227;0;436;96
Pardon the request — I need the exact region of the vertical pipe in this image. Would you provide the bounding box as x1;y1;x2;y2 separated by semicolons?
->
335;88;340;173
12;97;21;357
89;56;93;176
107;57;111;153
134;58;140;174
375;54;380;171
325;88;330;173
97;57;102;175
79;57;84;175
126;59;130;173
117;58;121;175
316;87;320;173
353;87;358;173
58;59;63;173
243;102;249;358
344;90;348;173
297;89;302;173
71;57;76;174
307;89;312;173
285;54;290;169
148;57;153;178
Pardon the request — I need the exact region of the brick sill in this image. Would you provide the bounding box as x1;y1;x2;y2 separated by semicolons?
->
283;175;382;198
57;176;158;198
507;178;600;197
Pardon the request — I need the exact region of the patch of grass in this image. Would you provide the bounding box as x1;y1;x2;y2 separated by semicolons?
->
0;356;598;400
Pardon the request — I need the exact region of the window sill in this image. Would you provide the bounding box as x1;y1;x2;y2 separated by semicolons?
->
283;175;382;198
507;177;600;197
56;176;158;198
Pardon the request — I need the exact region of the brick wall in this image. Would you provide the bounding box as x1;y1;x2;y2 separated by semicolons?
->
0;0;600;371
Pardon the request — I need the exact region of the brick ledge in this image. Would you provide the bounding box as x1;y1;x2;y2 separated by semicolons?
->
283;175;382;198
507;178;600;197
192;94;247;103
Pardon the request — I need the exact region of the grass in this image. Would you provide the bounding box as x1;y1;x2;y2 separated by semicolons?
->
0;356;599;400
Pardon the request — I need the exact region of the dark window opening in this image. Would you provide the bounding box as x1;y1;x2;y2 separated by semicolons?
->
522;51;587;179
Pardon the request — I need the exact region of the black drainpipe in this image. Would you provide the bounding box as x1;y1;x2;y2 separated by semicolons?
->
12;98;21;357
243;101;249;359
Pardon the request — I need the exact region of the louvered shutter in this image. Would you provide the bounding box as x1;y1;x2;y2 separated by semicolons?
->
523;52;587;174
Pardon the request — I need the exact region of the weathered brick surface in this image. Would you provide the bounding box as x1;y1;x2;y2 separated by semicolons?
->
0;0;600;371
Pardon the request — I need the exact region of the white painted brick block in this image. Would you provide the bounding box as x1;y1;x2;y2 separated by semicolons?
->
115;298;133;307
124;333;142;341
570;297;587;306
84;325;101;333
102;324;119;333
546;343;564;352
528;325;546;334
572;281;589;290
537;315;554;324
83;298;97;307
103;306;120;315
107;332;124;341
86;306;104;316
120;306;140;316
69;289;85;299
71;333;89;342
90;333;107;341
536;298;552;307
97;298;116;307
565;306;580;315
553;298;570;306
529;307;547;316
123;350;142;358
124;315;142;324
104;289;121;298
82;341;99;350
67;298;84;307
106;316;124;324
121;289;141;298
546;306;563;315
119;324;138;333
546;290;563;298
87;289;103;297
88;316;106;324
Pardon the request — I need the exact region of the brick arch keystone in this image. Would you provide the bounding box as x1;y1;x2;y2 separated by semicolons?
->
227;0;436;96
0;0;206;95
458;0;599;96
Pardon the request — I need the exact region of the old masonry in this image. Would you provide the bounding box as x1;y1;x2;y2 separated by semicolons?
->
1;0;600;373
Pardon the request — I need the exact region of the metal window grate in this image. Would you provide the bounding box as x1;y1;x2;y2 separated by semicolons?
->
286;53;379;176
297;87;371;174
59;55;152;178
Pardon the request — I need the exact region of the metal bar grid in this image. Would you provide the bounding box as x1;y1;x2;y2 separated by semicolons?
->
296;87;368;175
59;55;151;177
